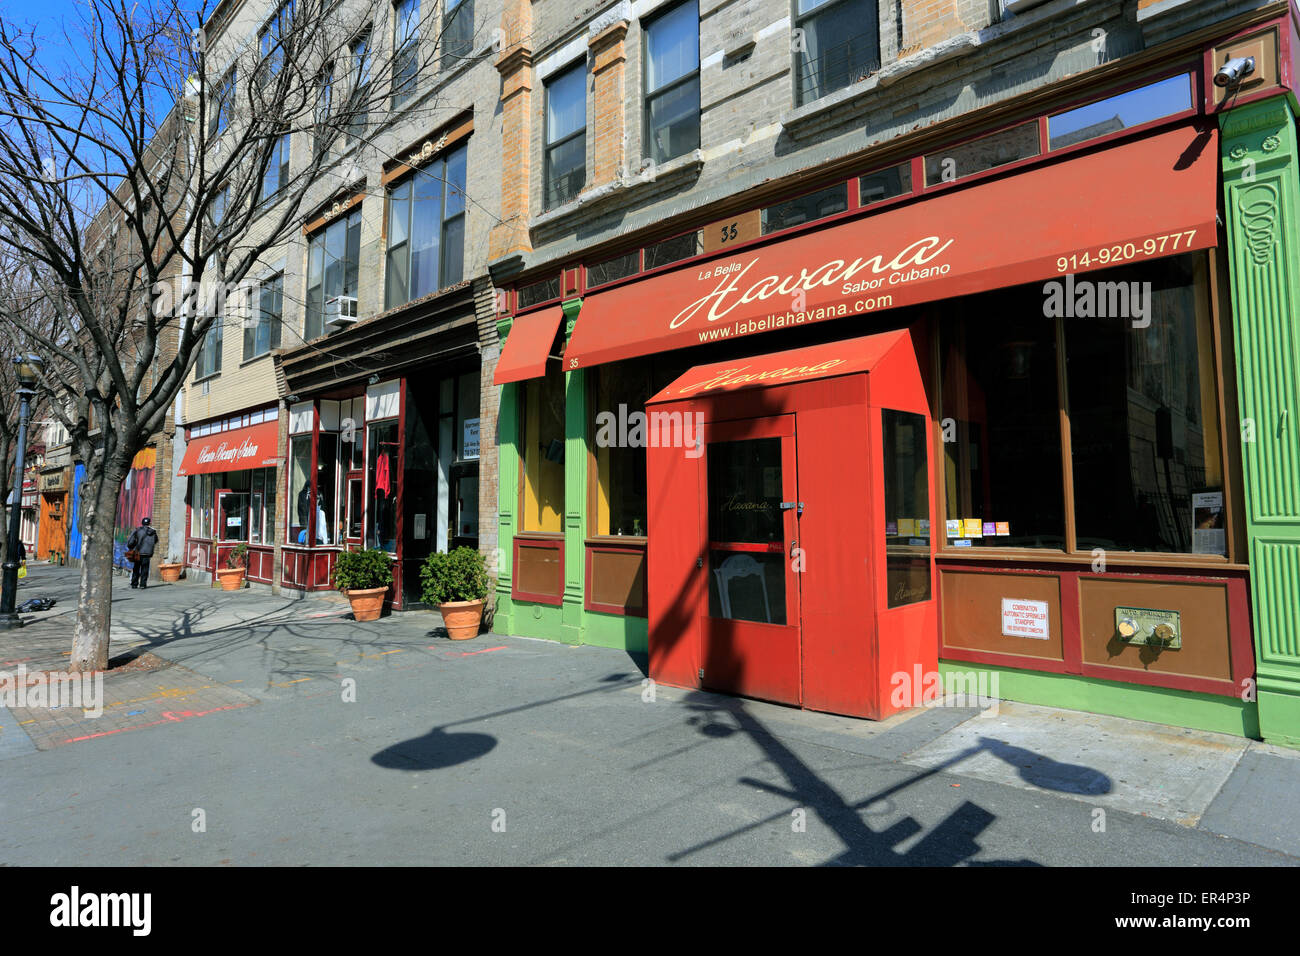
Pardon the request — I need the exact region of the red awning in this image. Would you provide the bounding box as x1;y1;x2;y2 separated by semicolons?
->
565;124;1219;369
649;329;911;403
177;421;281;476
493;305;566;385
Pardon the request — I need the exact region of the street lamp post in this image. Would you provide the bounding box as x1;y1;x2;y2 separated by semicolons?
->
1;354;44;630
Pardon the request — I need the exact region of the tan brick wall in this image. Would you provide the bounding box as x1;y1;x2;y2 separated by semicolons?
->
588;20;628;188
899;0;966;58
489;0;535;260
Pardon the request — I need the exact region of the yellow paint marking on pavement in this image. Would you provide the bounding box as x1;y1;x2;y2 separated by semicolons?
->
270;678;313;687
361;649;406;658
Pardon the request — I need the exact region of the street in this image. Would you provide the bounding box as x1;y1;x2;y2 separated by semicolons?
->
1;564;1296;867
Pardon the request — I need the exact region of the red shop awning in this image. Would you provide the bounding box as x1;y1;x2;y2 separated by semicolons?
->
649;329;911;403
177;421;281;477
565;123;1219;369
493;305;566;385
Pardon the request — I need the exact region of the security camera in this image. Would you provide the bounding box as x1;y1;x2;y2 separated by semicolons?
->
1214;56;1256;89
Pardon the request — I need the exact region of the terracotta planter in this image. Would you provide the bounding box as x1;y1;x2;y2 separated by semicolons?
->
345;586;389;622
158;563;183;583
439;599;485;641
216;567;246;591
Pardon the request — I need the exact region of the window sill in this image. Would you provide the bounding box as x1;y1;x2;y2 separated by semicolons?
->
193;372;222;385
934;548;1246;571
530;150;704;242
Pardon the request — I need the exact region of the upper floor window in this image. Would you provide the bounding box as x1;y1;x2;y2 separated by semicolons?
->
209;66;236;138
259;0;296;86
315;65;335;155
442;0;473;70
385;143;466;309
544;62;586;210
348;30;372;146
643;0;699;165
393;0;420;108
195;316;223;380
793;0;880;106
262;132;291;203
305;208;361;340
244;272;284;361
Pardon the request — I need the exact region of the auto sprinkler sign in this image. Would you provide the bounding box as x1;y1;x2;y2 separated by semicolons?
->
1001;598;1050;640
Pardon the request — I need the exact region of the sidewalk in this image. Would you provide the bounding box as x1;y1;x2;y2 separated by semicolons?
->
1;562;1297;865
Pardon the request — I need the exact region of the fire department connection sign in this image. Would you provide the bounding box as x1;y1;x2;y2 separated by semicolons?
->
1001;599;1050;640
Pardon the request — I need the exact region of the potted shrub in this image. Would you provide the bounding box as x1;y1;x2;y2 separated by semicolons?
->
332;548;393;622
420;547;489;640
158;553;184;583
216;543;248;591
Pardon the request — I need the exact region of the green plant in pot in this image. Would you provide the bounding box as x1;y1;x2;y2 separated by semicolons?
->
332;548;393;622
216;543;249;591
420;547;489;640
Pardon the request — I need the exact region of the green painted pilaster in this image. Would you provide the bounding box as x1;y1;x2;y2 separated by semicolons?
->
561;298;588;640
1220;96;1300;749
495;314;519;636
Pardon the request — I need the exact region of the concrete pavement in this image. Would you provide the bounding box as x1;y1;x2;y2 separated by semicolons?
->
0;563;1296;866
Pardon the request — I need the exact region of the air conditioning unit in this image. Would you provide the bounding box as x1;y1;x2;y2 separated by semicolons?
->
325;295;358;328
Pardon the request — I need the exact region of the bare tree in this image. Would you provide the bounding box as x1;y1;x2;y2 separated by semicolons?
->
0;0;490;669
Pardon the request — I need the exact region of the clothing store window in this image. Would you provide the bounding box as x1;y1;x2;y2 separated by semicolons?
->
317;432;338;545
289;435;313;543
368;420;399;552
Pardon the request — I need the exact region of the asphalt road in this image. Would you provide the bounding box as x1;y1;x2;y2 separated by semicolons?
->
0;564;1295;866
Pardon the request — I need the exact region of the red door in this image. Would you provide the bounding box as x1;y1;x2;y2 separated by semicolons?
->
699;415;802;706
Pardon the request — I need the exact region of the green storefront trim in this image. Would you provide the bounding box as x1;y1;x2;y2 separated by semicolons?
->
1220;95;1300;750
495;298;606;647
938;662;1260;739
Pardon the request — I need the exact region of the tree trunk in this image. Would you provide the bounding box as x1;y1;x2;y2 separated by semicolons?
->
69;461;124;672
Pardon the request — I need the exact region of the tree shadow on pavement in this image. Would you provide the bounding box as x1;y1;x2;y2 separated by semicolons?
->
371;726;497;770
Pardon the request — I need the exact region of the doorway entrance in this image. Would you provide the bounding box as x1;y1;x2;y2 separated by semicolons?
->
646;329;937;720
700;415;802;706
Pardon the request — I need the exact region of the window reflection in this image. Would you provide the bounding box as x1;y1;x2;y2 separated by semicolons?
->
1048;74;1192;150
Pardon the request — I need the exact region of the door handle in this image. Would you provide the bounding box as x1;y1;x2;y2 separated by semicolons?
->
780;501;804;517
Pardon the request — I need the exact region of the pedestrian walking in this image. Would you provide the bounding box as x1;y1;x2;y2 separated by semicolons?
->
125;517;157;589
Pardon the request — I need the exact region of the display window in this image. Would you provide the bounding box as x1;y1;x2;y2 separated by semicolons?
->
937;252;1227;558
519;364;566;533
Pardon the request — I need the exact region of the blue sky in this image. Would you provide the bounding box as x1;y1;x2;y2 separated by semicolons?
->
0;0;96;80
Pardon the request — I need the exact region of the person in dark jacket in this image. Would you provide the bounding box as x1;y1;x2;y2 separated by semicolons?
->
126;517;158;589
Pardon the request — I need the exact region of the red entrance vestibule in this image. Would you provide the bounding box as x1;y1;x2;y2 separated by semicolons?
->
645;329;937;719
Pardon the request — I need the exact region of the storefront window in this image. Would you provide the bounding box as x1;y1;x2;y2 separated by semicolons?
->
938;252;1223;557
883;409;931;607
520;364;565;533
1066;256;1222;554
941;293;1065;548
190;469;274;543
368;420;399;552
588;359;692;537
289;436;313;543
317;432;338;545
